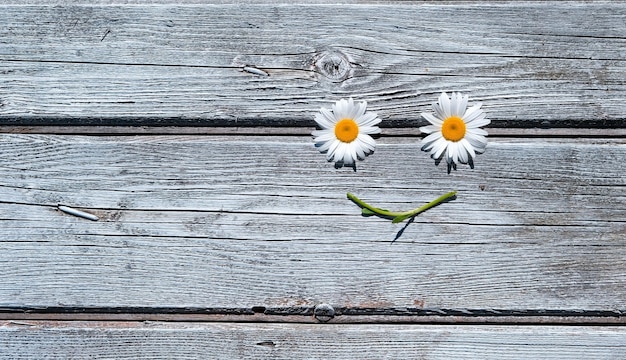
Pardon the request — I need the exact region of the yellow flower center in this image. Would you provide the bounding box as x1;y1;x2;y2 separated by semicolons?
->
441;116;466;142
334;118;359;143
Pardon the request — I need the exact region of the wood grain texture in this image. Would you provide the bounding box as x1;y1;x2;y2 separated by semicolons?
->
0;134;623;311
1;2;625;127
1;321;626;360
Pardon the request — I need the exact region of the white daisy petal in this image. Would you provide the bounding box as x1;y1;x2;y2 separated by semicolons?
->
464;132;488;153
359;126;381;135
355;100;367;119
357;112;381;127
313;131;335;145
313;114;334;130
439;92;451;118
421;112;443;126
457;93;469;117
357;134;376;152
316;139;333;153
313;129;334;140
344;144;356;165
351;143;361;164
419;125;440;134
313;128;332;138
333;142;347;163
326;139;341;161
349;98;360;119
347;97;355;108
464;110;486;125
465;129;489;140
457;141;469;164
463;104;483;123
448;142;458;164
332;99;345;119
433;102;447;121
332;101;342;118
466;116;490;129
460;138;476;160
450;92;461;116
316;142;332;154
466;129;488;143
432;137;448;160
354;141;366;160
421;132;442;150
320;107;337;123
453;144;461;165
346;98;357;119
468;127;489;136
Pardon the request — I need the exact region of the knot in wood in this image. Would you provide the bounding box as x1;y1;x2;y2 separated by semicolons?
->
315;51;352;82
313;303;335;322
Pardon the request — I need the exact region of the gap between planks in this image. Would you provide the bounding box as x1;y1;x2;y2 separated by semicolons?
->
1;313;625;326
1;307;625;325
0;126;625;137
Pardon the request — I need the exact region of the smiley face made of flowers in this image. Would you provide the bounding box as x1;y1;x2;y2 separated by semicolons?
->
312;98;381;169
312;93;490;227
420;92;490;173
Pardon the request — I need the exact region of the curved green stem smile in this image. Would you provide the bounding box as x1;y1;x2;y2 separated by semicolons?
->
346;191;457;223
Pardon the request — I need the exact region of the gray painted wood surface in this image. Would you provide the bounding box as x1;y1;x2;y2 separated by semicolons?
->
2;321;626;360
1;1;625;127
1;1;625;357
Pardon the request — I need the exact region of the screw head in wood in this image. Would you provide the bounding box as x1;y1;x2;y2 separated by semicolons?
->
313;303;335;322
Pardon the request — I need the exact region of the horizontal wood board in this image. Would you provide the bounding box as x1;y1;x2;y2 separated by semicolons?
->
1;2;625;127
1;321;626;359
0;134;624;311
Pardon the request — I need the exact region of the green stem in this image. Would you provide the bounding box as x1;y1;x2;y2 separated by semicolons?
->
346;191;457;223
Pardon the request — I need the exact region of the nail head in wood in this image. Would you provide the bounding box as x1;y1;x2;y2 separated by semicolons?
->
57;205;99;221
314;303;335;323
243;66;269;77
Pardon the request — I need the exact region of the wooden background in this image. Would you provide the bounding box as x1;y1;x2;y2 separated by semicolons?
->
1;1;625;358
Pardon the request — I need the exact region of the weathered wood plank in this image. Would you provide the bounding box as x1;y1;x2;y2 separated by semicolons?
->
1;321;626;359
0;135;623;311
1;2;624;127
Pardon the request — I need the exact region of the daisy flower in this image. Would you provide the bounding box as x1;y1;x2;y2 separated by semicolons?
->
420;92;490;173
312;98;381;169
